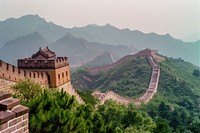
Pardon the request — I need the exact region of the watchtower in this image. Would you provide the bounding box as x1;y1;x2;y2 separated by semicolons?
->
17;47;70;88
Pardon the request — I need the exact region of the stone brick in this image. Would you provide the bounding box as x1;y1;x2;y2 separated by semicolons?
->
16;121;23;129
22;114;28;120
0;111;15;124
13;128;23;133
0;98;20;110
1;125;17;133
0;122;8;131
22;120;28;127
17;116;23;123
0;93;12;101
8;118;18;127
23;125;28;132
12;105;29;117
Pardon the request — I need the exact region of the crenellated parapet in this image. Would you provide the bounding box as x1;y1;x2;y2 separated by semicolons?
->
55;57;68;68
0;60;48;86
18;57;68;69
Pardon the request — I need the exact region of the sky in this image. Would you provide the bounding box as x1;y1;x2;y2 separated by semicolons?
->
0;0;199;42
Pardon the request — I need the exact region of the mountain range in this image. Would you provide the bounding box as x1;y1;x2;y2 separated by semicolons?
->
0;14;199;66
0;31;131;66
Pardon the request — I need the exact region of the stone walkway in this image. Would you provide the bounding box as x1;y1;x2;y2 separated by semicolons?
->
92;49;161;106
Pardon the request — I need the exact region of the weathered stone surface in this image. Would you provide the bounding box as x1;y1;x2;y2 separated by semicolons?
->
0;122;8;131
0;93;12;101
0;111;15;124
0;98;20;110
9;118;18;127
12;106;29;117
22;114;28;120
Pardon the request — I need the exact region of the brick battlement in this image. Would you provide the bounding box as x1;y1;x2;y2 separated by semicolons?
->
0;60;48;86
18;57;68;69
0;93;29;133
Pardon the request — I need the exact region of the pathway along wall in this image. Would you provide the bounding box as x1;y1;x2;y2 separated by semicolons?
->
92;54;160;106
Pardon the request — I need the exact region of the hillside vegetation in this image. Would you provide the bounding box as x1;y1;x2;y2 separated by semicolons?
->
72;56;200;132
72;56;152;98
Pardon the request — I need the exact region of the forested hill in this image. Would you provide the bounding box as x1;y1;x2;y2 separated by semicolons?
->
72;56;152;98
72;55;200;131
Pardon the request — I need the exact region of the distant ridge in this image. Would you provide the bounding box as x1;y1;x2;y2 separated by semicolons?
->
0;32;47;64
0;14;199;66
84;51;114;68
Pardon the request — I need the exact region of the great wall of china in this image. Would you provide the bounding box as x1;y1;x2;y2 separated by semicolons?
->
0;47;84;104
0;60;84;104
0;48;161;106
91;49;161;105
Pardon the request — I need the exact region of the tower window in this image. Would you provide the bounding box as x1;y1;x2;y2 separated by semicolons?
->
62;72;64;78
58;74;60;79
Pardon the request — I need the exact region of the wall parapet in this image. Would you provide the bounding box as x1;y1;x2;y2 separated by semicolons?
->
18;57;68;69
0;60;48;85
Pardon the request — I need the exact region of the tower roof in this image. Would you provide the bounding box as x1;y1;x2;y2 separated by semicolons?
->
32;46;56;59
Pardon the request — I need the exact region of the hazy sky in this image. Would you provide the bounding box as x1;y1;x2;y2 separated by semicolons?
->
0;0;199;42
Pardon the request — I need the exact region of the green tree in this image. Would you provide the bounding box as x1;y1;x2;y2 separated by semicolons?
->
12;79;43;102
193;69;200;77
154;118;172;133
28;89;87;133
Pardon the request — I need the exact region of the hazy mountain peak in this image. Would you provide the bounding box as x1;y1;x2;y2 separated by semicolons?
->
19;14;44;21
5;32;47;47
0;32;47;64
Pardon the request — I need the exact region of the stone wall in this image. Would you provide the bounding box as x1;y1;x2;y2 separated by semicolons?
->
88;49;156;75
58;82;85;104
88;55;133;75
0;78;16;93
0;60;84;104
0;60;48;86
0;93;29;133
92;51;160;106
